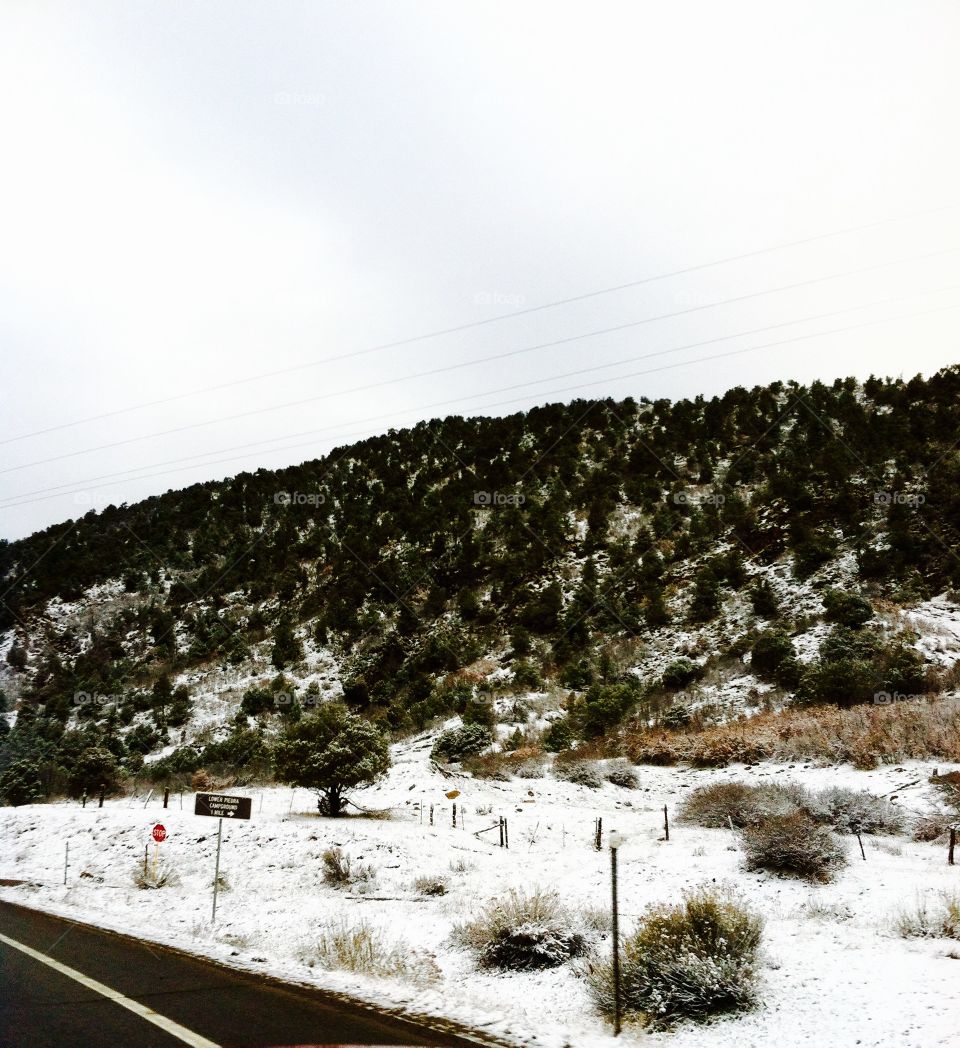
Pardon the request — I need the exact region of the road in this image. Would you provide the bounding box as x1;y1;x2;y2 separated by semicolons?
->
0;901;488;1048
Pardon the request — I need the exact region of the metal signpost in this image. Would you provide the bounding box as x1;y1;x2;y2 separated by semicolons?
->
194;793;251;922
608;831;625;1036
151;823;166;878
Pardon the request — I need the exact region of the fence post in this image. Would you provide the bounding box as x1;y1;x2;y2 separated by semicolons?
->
950;827;956;866
452;803;457;829
63;842;69;885
663;805;669;841
163;788;170;809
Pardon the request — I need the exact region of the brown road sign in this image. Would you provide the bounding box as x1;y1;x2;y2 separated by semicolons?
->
194;793;252;820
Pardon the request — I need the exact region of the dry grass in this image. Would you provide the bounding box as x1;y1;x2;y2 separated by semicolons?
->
304;918;441;985
626;696;960;769
463;745;545;780
894;892;960;939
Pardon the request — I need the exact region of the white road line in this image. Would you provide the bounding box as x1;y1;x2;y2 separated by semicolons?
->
0;931;221;1048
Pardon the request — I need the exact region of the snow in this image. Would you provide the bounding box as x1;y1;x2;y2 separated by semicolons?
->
3;738;960;1048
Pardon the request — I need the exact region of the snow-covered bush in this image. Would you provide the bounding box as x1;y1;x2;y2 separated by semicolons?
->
587;887;762;1027
894;892;960;939
806;785;905;835
322;846;373;889
605;760;639;789
453;887;588;971
413;873;448;896
133;860;180;889
912;812;953;842
741;812;846;881
679;781;806;828
305;918;440;985
431;724;492;763
554;759;603;789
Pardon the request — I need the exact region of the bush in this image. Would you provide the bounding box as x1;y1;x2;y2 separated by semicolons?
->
413;874;448;896
679;781;805;829
806;785;905;835
822;589;874;628
894;892;960;939
626;697;960;769
913;812;953;843
321;846;373;889
0;759;44;806
605;760;639;789
431;724;492;763
750;630;797;684
680;781;902;836
741;812;846;881
453;888;588;971
587;888;762;1027
554;759;603;789
542;716;573;752
661;659;704;691
133;860;179;889
307;918;440;985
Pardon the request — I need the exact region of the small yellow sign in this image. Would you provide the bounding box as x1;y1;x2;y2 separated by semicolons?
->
445;789;461;800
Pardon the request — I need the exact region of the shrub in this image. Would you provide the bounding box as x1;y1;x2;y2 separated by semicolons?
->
679;781;806;829
431;723;492;763
913;812;953;843
554;759;603;789
307;918;440;985
321;846;373;889
661;659;704;691
133;861;180;889
413;874;448;897
463;746;545;780
453;888;588;971
625;696;960;769
605;760;639;789
587;888;762;1027
894;892;960;939
750;630;797;685
806;786;905;835
542;716;573;752
741;812;846;881
0;759;44;806
822;589;874;628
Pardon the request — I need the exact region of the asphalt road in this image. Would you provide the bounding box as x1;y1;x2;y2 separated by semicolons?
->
0;901;488;1048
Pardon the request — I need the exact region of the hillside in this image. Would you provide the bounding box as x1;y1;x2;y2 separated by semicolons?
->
3;367;960;793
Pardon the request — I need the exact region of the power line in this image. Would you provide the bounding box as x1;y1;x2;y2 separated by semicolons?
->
2;244;955;479
2;279;956;507
3;298;957;514
1;201;956;448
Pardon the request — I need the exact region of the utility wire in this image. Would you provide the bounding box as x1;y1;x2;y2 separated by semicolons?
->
1;202;956;447
2;279;956;507
2;244;956;479
3;298;957;513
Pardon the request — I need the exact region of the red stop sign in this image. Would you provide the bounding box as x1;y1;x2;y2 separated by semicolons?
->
152;824;167;843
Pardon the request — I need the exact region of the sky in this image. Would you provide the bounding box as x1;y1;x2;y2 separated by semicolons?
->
2;1;960;540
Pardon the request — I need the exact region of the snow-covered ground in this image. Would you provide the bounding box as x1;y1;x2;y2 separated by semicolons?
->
2;736;959;1048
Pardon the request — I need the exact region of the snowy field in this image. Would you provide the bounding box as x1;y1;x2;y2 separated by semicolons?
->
2;737;959;1048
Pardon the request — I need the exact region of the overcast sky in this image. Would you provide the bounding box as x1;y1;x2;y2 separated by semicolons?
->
2;1;960;540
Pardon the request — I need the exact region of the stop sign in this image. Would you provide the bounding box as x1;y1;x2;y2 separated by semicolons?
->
152;824;167;843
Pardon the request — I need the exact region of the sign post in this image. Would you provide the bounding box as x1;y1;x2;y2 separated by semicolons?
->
609;831;625;1037
211;817;223;922
151;824;166;879
194;793;251;923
